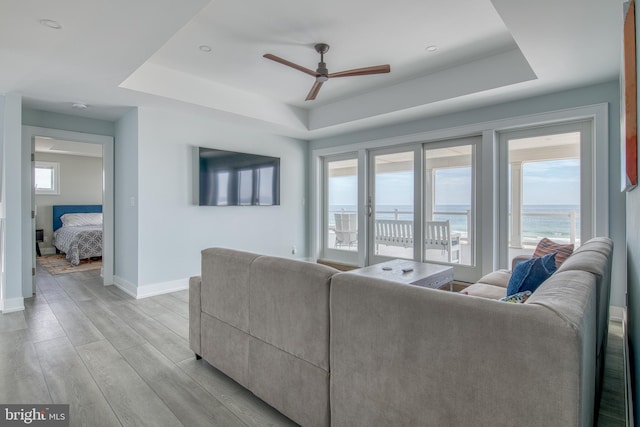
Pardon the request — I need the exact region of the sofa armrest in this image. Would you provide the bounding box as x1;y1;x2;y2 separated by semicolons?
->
511;254;531;271
189;275;202;357
330;272;596;427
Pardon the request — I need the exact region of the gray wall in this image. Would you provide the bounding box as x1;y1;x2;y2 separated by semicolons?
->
114;109;139;286
1;94;27;304
134;106;308;287
23;109;115;136
311;80;626;308
34;152;103;250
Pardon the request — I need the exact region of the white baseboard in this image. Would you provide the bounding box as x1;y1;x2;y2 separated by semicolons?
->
610;305;624;322
112;275;189;299
1;297;25;313
136;278;189;299
112;276;138;298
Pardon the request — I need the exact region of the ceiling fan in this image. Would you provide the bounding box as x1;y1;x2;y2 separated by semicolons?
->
263;43;391;101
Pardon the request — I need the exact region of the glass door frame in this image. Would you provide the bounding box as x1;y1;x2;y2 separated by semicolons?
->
497;120;595;270
310;104;608;284
321;151;366;267
367;144;423;266
422;136;482;281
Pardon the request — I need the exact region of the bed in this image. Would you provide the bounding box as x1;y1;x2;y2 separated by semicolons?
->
52;205;103;266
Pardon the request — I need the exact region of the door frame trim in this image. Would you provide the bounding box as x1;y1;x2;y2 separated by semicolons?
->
23;126;114;293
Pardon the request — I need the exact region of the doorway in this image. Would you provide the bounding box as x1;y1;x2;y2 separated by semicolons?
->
368;146;419;265
498;120;593;269
23;126;114;293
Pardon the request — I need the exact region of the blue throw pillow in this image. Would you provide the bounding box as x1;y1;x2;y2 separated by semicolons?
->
506;253;557;296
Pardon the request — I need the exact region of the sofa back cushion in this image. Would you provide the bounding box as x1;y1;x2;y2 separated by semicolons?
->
201;248;260;332
556;238;613;360
250;256;337;370
533;237;574;268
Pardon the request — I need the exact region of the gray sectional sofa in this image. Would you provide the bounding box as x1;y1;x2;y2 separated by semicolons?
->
189;237;613;427
463;236;614;410
189;248;337;426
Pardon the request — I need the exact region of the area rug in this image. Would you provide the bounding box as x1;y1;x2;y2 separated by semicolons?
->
37;254;102;275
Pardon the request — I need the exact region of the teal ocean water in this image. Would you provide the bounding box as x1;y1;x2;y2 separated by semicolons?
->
329;204;580;242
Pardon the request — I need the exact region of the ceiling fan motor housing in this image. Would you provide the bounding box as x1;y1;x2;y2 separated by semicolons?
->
317;62;329;81
315;43;330;80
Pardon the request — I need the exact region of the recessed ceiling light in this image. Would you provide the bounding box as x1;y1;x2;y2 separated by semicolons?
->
71;102;88;109
199;45;212;53
39;19;62;29
425;45;438;52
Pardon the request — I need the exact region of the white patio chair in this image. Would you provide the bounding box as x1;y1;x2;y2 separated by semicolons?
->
334;213;358;248
425;220;461;263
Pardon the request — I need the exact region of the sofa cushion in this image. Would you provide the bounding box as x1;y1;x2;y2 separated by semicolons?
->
201;248;260;333
248;337;330;427
249;256;337;371
506;253;557;296
476;269;511;288
461;283;508;300
533;237;574;268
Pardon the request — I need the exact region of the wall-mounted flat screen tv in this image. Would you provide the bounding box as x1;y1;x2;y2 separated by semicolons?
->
197;147;280;206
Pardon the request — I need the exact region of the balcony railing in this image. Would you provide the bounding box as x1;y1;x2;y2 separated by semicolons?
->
328;208;579;246
511;210;579;247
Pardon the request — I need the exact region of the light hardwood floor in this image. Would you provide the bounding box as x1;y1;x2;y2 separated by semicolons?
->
0;265;627;426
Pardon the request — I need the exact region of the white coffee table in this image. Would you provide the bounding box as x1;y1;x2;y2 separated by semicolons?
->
348;259;454;290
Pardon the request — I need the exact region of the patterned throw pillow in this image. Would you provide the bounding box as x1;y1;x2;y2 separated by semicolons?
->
506;252;557;296
500;290;532;303
533;237;574;268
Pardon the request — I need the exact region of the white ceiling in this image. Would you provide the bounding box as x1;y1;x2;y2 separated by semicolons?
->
35;136;103;158
0;0;624;140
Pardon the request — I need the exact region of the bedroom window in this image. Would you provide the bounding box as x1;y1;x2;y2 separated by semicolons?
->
34;161;60;195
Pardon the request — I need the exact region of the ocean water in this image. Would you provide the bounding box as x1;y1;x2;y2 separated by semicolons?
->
329;204;580;242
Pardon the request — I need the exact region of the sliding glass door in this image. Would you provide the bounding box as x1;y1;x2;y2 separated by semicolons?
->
320;138;479;279
368;147;419;264
323;153;361;265
424;140;477;267
498;121;593;268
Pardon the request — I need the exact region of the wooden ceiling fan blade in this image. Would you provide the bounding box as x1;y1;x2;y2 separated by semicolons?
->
329;64;391;78
305;81;324;101
263;54;318;77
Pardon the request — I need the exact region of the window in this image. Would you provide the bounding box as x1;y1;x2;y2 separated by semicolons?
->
499;121;591;268
313;106;606;283
325;156;359;252
424;142;475;266
371;149;416;260
34;161;60;195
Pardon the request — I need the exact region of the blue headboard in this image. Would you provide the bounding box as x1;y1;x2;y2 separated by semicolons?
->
52;205;102;231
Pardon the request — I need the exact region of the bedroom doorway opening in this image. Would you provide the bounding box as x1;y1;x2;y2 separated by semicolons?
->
34;139;104;272
24;126;114;293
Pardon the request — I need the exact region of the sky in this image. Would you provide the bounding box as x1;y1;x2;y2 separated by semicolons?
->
329;159;580;207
